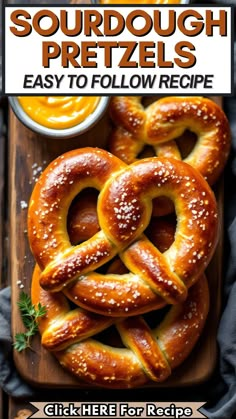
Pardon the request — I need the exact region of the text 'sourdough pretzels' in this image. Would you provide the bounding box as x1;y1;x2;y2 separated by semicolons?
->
28;148;218;316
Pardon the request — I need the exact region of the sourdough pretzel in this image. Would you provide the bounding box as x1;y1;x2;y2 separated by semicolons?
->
28;148;218;316
31;216;209;388
68;193;176;272
109;96;230;185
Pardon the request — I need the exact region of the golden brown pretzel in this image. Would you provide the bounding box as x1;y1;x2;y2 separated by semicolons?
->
28;148;218;316
31;216;209;388
68;194;176;273
109;96;230;185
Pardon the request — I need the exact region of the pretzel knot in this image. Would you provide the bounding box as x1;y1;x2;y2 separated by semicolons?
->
32;265;209;388
32;206;209;388
109;96;231;186
28;148;218;316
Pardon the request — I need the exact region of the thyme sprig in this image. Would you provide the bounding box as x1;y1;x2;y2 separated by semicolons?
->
13;291;47;352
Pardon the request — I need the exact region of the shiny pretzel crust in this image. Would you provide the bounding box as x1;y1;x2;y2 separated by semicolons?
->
28;148;218;317
31;265;209;388
109;96;230;185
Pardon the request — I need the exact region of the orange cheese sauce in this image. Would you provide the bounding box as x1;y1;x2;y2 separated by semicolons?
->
18;96;100;130
100;0;181;3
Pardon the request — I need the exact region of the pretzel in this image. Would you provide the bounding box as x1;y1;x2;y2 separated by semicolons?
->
109;96;230;186
28;148;218;316
31;215;209;388
68;192;176;273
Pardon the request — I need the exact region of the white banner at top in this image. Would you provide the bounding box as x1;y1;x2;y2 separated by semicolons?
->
3;5;233;95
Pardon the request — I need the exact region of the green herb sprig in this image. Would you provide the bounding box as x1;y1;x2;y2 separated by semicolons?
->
14;291;47;352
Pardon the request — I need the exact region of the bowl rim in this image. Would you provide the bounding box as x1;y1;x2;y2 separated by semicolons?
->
8;96;110;139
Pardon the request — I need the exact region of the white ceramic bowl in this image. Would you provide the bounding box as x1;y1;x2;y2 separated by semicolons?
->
9;96;110;139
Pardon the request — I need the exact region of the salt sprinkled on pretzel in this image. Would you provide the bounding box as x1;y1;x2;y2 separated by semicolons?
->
31;212;209;388
28;148;218;317
109;96;230;185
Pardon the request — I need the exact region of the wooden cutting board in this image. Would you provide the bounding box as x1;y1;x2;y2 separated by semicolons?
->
10;97;223;389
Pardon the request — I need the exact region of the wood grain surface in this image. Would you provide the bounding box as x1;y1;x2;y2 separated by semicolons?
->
10;97;223;389
0;106;5;419
0;107;6;289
